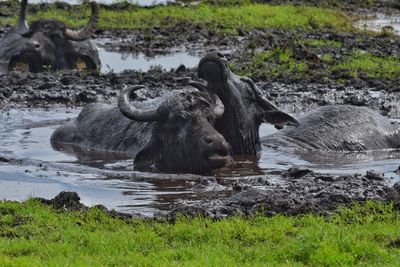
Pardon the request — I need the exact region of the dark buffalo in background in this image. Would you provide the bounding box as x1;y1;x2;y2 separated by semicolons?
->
0;0;100;73
194;51;299;156
51;86;230;174
263;105;400;151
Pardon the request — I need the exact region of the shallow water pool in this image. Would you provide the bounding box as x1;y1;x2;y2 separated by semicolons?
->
355;12;400;35
98;49;201;73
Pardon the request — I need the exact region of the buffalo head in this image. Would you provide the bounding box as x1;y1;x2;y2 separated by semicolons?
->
118;86;230;174
2;0;100;72
195;51;299;155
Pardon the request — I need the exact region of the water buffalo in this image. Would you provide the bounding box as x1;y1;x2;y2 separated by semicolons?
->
0;0;100;72
51;86;230;174
193;51;299;156
263;105;400;151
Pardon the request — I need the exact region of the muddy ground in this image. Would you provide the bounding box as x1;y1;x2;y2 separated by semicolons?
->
1;0;400;217
30;168;400;220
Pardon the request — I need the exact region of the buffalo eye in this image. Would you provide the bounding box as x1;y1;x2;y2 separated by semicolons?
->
203;136;213;144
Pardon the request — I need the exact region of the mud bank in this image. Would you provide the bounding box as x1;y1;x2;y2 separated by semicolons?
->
28;167;400;219
171;168;400;218
1;68;399;119
0;69;191;109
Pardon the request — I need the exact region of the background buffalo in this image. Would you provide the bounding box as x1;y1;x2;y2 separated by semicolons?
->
0;0;100;72
195;51;299;156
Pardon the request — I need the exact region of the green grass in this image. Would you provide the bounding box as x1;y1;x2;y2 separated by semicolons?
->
238;46;400;81
332;51;400;79
239;48;309;80
1;3;353;34
1;200;400;265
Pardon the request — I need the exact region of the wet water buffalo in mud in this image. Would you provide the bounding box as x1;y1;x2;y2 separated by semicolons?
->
263;105;400;151
196;51;400;155
51;86;230;174
0;0;100;72
193;51;299;156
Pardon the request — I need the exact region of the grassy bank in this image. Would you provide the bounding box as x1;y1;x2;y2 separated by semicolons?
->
0;2;352;34
236;40;400;82
1;200;400;265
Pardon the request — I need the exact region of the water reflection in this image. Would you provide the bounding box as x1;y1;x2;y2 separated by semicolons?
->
98;49;201;73
355;13;400;35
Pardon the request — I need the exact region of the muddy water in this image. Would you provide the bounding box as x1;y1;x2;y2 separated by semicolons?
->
355;12;400;35
1;108;399;216
98;49;201;73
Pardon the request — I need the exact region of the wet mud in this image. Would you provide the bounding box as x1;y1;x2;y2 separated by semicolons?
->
171;168;400;219
27;167;400;220
1;68;399;119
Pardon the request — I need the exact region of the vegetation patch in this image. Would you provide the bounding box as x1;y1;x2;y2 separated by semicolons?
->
332;51;400;79
238;48;309;80
0;2;353;34
237;38;400;83
1;200;400;265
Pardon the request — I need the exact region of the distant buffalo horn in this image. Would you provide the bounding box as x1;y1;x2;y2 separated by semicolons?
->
188;81;208;92
189;80;224;118
118;85;161;122
18;0;29;34
213;96;225;118
64;1;99;41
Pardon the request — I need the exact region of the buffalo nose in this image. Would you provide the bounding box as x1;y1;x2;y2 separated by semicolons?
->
202;134;229;154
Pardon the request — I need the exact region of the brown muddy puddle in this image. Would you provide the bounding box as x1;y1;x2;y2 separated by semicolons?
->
0;108;399;216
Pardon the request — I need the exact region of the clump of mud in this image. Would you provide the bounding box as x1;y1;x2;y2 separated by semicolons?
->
34;191;86;211
32;192;147;220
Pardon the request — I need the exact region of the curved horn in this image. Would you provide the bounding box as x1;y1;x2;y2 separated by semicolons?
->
118;85;161;122
18;0;29;34
188;80;208;92
64;1;99;41
213;95;224;118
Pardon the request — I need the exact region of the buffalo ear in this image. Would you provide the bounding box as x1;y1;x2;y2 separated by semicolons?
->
75;54;97;70
134;139;158;171
263;110;300;129
8;55;29;72
8;52;43;72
